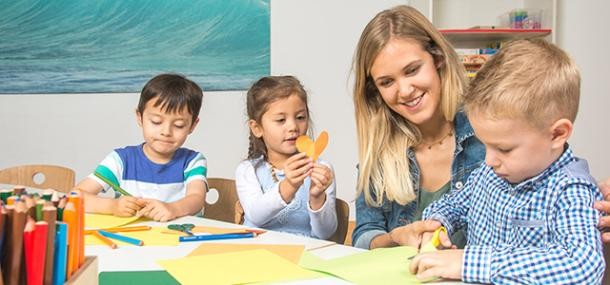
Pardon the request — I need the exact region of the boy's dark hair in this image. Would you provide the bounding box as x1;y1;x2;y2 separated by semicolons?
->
137;73;203;123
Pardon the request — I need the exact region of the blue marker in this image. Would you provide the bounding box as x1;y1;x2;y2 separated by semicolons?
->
179;232;256;242
98;230;144;246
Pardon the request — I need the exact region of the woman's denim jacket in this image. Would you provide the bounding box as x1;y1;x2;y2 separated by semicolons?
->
352;111;485;249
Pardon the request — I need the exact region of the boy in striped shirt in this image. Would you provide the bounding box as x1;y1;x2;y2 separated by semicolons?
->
410;39;604;284
76;73;207;222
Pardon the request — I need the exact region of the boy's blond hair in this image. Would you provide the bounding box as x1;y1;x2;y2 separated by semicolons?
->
464;39;580;129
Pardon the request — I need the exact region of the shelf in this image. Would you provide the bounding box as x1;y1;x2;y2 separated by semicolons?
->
440;29;552;42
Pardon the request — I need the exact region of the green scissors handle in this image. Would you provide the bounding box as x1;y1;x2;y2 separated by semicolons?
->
168;223;195;236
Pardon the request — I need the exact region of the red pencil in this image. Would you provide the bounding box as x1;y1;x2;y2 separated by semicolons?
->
32;221;48;285
23;218;35;285
24;219;48;285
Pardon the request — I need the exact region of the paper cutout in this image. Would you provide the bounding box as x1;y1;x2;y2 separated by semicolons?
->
157;249;317;285
188;243;305;263
300;246;420;285
85;213;142;230
296;131;328;161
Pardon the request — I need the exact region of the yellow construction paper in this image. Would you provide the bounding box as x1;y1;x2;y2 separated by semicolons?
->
85;213;142;230
188;243;305;263
157;249;317;285
86;226;182;246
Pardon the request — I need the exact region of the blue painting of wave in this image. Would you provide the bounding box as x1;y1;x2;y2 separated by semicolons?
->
0;0;269;93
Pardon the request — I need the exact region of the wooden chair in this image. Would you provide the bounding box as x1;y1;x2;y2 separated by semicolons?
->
0;164;75;192
204;178;241;223
234;200;245;224
328;198;350;244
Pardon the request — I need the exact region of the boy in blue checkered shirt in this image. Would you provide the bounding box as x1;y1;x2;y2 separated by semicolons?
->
409;39;604;284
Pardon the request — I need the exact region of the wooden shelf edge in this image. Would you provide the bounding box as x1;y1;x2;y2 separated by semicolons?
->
440;28;551;34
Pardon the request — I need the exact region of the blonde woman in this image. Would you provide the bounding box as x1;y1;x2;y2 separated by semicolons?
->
351;5;485;249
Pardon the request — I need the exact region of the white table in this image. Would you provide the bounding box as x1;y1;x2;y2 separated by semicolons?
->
2;185;464;284
86;216;463;284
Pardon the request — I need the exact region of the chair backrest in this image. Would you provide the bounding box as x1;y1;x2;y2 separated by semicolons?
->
328;198;350;244
204;178;240;223
234;200;245;224
0;164;75;192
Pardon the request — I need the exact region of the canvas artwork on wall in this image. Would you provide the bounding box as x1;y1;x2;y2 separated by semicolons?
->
0;0;270;93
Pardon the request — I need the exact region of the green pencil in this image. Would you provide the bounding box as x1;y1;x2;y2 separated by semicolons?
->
93;172;132;196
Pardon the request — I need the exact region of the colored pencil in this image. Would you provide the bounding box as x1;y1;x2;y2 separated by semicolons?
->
83;225;151;235
36;200;44;221
0;189;12;204
42;206;57;285
41;189;54;202
52;222;68;285
97;230;144;246
0;206;3;285
1;205;13;284
63;202;77;279
24;220;48;285
91;230;117;249
12;186;25;196
9;202;27;285
93;172;131;196
68;192;85;267
179;232;256;242
23;218;36;285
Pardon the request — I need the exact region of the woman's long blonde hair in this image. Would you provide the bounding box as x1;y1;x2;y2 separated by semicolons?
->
353;5;465;206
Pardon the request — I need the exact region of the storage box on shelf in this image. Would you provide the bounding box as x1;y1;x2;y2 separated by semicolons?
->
410;0;556;77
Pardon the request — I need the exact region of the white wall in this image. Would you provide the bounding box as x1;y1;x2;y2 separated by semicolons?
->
556;0;610;180
1;0;609;219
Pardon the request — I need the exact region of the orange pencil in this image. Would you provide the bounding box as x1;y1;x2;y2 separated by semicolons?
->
63;201;77;279
87;225;152;233
78;193;85;266
105;225;152;232
69;191;85;267
91;230;117;249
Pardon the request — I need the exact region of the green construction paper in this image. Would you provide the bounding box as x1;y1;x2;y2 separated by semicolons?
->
299;246;420;285
99;271;179;285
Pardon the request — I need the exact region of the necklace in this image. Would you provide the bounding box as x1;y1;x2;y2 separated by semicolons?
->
268;161;280;183
420;127;454;150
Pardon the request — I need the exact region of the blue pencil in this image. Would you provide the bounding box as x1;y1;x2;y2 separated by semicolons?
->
179;232;256;242
97;230;144;246
53;223;68;285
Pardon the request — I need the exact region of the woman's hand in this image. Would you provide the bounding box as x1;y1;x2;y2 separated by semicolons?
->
594;177;610;242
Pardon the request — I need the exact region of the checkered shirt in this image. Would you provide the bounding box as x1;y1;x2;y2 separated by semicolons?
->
424;147;604;284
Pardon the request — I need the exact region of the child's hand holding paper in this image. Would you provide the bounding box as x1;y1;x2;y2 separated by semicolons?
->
296;131;332;210
113;196;144;217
